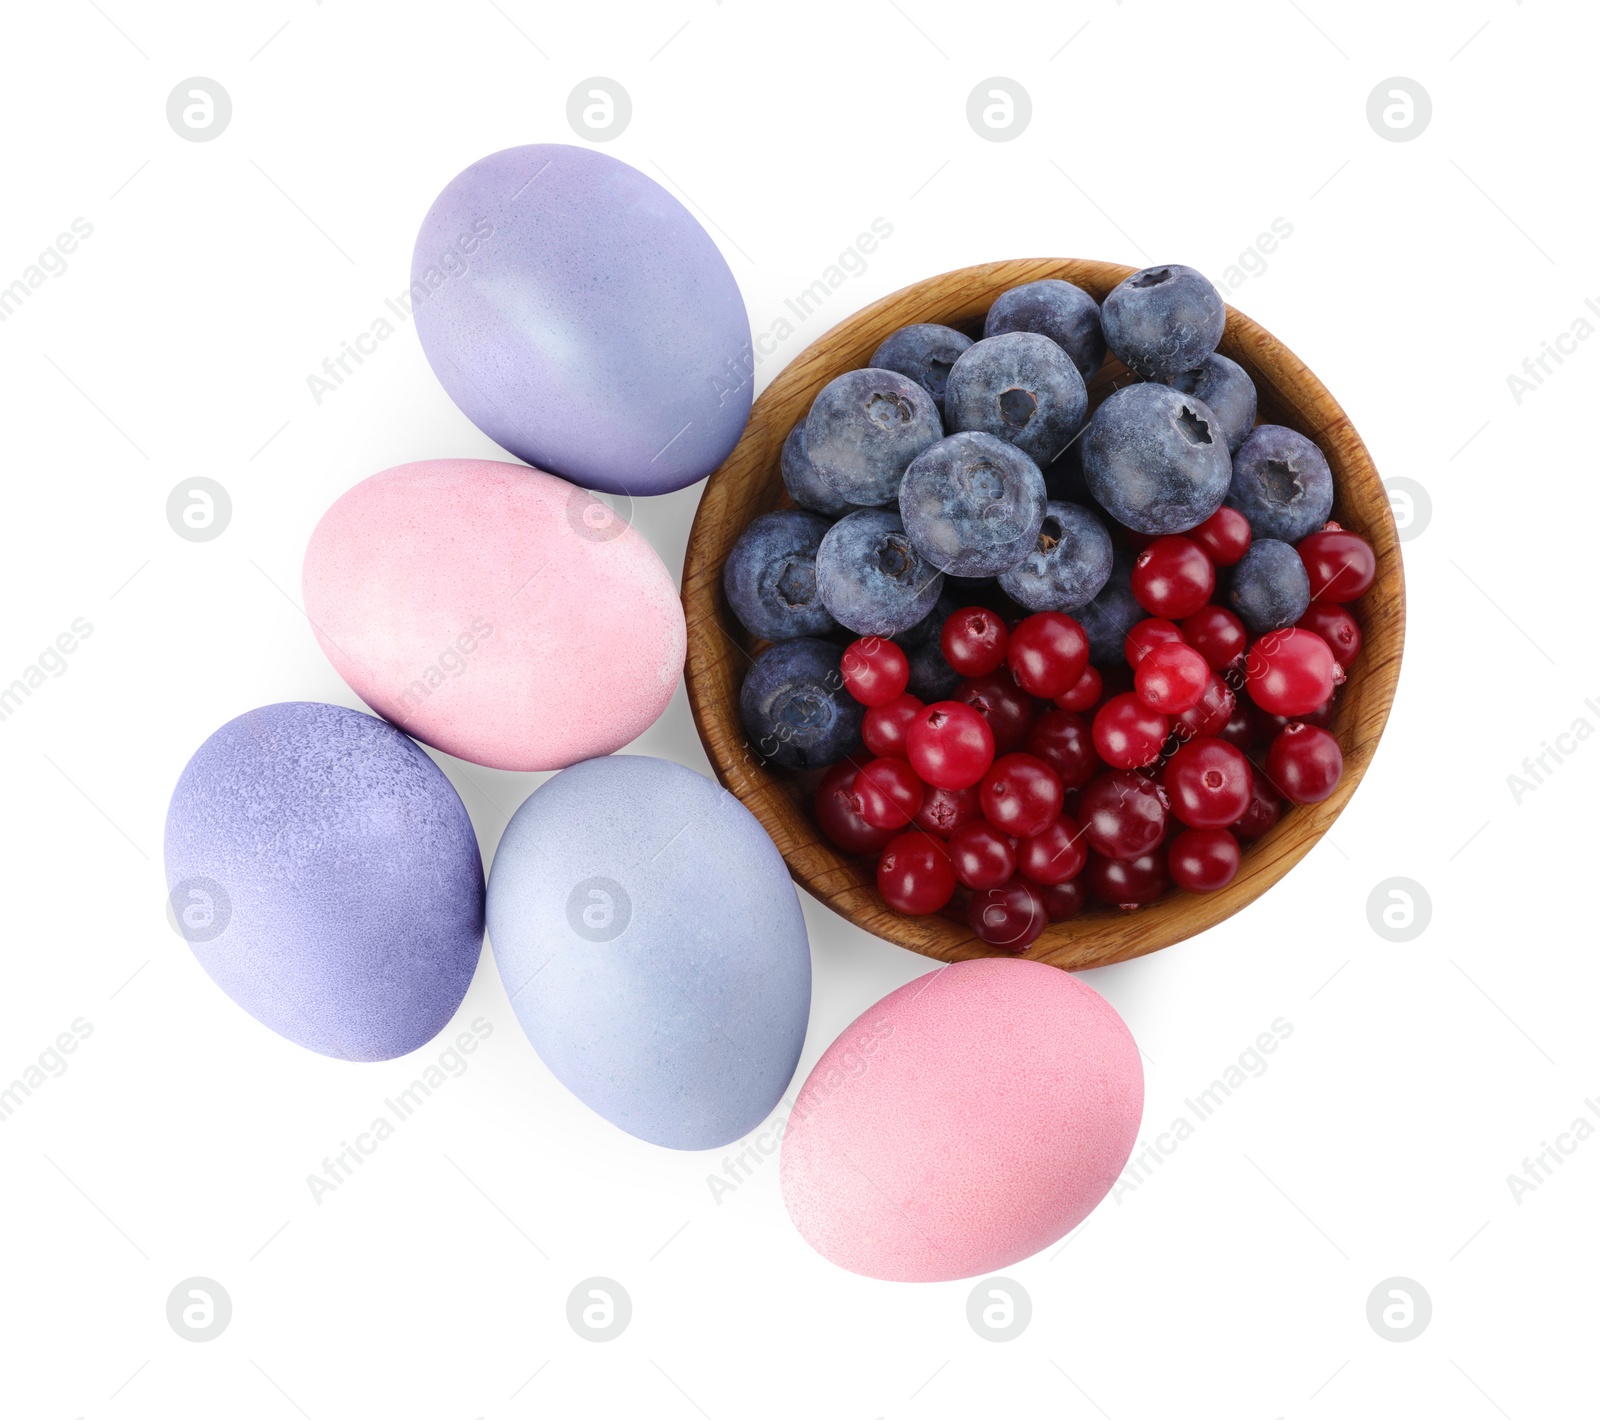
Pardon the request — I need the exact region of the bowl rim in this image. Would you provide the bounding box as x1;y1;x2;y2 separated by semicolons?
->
682;257;1405;972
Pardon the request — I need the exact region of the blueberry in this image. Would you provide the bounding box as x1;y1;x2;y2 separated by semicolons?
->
1101;264;1225;379
904;637;962;701
984;279;1106;386
1071;549;1143;666
897;431;1047;578
997;501;1113;612
1226;424;1333;543
805;368;943;507
1227;538;1310;632
1165;353;1257;454
722;509;838;643
869;324;974;414
945;332;1088;466
1080;382;1232;535
780;421;861;517
815;508;944;636
739;638;863;771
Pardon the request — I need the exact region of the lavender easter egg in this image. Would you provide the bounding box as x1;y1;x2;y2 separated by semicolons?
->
486;755;810;1150
781;959;1143;1281
302;459;685;773
163;702;484;1061
411;143;752;496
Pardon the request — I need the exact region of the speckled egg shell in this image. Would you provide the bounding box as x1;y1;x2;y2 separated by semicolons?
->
486;755;811;1151
163;702;484;1062
412;143;751;496
302;459;685;773
780;959;1143;1281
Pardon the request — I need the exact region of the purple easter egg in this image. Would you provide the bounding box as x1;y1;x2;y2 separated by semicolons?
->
164;702;484;1062
411;144;752;497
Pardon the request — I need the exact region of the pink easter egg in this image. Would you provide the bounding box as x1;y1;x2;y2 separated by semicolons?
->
780;958;1143;1282
302;459;684;772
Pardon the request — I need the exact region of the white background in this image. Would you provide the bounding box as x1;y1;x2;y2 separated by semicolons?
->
1;2;1594;1416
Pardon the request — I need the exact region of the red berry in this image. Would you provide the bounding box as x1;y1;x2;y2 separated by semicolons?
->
1253;694;1335;740
862;693;922;759
1189;505;1252;566
1264;723;1344;804
1017;814;1088;885
948;820;1017;890
979;753;1065;838
1040;878;1088;921
853;756;926;829
877;834;957;914
1162;737;1251;828
1086;848;1169;909
1297;601;1362;668
913;783;980;838
1233;767;1283;839
956;671;1038;754
1132;535;1215;618
1025;709;1101;790
906;700;995;790
1297;526;1376;602
940;606;1009;677
1246;628;1342;716
1135;642;1210;714
840;636;910;707
969;875;1049;950
1092;692;1169;769
1006;612;1090;698
1173;675;1236;740
1217;705;1255;751
1181;605;1248;671
1124;617;1184;668
1054;663;1103;713
1078;770;1168;859
1168;827;1241;892
815;762;894;855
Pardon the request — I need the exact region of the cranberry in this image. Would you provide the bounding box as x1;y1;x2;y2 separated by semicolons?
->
1246;628;1342;716
979;753;1065;838
1006;611;1090;698
1189;505;1252;566
853;756;926;829
969;876;1049;950
1168;827;1241;892
1254;694;1335;739
1017;814;1088;885
1162;737;1251;828
1181;605;1248;671
1297;601;1362;669
1173;676;1236;741
906;700;995;790
862;693;922;759
815;761;894;855
1041;878;1088;921
956;671;1038;754
1298;525;1376;602
840;636;910;707
1086;848;1170;909
1026;709;1101;790
940;606;1009;677
1092;692;1169;769
877;833;957;914
948;820;1018;890
1124;617;1184;668
1132;535;1215;618
1264;723;1344;804
1233;767;1282;840
1078;770;1168;860
913;783;980;838
1218;705;1255;751
1054;663;1103;713
1135;642;1210;714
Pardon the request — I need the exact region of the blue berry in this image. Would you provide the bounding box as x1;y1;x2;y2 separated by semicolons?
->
1080;382;1232;535
1165;353;1256;454
997;501;1113;612
815;508;944;636
869;324;974;413
1227;538;1311;632
805;368;942;507
780;421;860;517
739;638;863;771
1101;264;1225;379
1226;424;1333;543
905;637;962;701
984;279;1105;386
1072;549;1143;665
722;509;838;643
945;332;1088;466
898;431;1047;578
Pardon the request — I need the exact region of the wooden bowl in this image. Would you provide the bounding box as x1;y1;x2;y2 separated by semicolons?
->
682;258;1404;972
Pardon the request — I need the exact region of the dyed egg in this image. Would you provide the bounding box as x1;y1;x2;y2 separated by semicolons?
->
302;459;685;773
486;755;810;1150
781;959;1142;1281
411;143;752;496
163;702;484;1062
